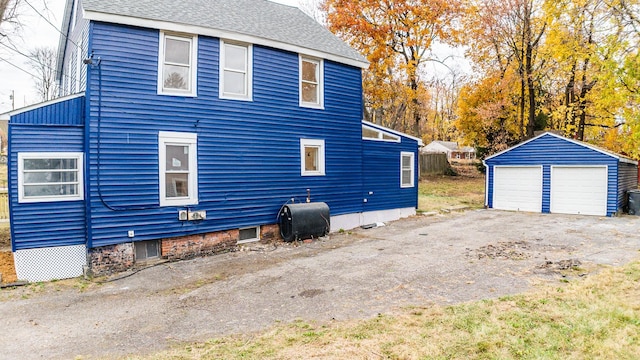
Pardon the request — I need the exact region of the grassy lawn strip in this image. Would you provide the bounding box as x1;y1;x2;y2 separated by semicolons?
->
134;261;640;359
419;175;485;212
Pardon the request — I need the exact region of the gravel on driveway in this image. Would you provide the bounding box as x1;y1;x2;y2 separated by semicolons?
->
1;210;639;359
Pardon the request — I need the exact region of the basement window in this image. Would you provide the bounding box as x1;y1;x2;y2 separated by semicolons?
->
135;240;160;261
238;226;260;244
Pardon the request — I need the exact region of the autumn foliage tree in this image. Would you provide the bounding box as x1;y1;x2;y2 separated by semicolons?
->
322;0;462;138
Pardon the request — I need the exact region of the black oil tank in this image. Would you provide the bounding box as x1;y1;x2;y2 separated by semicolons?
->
279;202;330;242
628;190;640;215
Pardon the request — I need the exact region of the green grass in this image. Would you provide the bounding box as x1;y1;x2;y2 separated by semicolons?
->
127;261;640;359
418;174;485;212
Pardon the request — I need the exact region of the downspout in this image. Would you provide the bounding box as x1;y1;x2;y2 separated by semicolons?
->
483;160;489;208
83;22;94;250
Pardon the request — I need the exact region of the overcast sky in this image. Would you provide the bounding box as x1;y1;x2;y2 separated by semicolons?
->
0;0;300;114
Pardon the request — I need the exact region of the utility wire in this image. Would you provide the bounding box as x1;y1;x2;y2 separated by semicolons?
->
0;55;40;79
23;0;81;50
0;42;75;82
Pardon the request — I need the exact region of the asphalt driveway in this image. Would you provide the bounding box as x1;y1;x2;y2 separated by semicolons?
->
1;210;639;359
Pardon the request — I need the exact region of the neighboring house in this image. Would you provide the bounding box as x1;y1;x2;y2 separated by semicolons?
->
7;0;421;282
422;140;475;160
484;132;638;217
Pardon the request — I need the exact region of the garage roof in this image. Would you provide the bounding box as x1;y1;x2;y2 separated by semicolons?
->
484;132;637;165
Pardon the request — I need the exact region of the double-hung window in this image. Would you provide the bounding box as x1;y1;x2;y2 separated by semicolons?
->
220;40;253;100
400;152;415;188
300;139;325;176
158;32;198;96
159;131;198;206
299;56;324;108
18;152;84;203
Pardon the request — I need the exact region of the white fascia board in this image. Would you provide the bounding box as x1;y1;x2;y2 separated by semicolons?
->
84;11;369;69
361;120;423;145
8;92;86;116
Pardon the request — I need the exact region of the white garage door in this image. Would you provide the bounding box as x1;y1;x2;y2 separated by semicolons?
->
493;166;542;212
551;166;608;216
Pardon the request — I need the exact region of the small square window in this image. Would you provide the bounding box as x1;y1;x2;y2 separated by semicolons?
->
300;139;325;176
238;226;260;244
135;240;160;261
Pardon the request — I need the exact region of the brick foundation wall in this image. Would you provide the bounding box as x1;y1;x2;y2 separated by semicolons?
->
88;243;134;276
161;230;239;261
88;225;282;276
260;224;282;243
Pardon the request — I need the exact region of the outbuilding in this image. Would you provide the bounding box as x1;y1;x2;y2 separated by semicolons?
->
484;132;638;216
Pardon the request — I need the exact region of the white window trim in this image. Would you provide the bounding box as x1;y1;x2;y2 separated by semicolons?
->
219;40;253;101
18;152;84;203
362;125;401;143
157;31;198;97
159;131;198;206
299;55;324;109
300;139;326;176
400;152;415;188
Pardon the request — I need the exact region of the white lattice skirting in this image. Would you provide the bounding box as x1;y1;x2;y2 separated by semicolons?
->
14;245;87;282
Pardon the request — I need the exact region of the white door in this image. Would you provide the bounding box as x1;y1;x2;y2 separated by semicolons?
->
550;166;608;216
493;166;542;212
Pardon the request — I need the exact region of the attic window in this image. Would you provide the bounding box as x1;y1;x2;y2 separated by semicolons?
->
362;125;400;142
158;32;198;97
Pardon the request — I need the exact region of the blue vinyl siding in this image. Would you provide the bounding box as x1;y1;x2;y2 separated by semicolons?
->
485;134;623;216
11;95;85;126
86;22;365;248
9;123;86;251
363;128;419;212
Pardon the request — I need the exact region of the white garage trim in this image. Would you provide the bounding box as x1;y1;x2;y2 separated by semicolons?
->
493;166;543;212
550;166;608;216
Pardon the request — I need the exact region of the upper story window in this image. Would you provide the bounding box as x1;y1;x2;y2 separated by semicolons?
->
18;152;84;203
220;40;253;101
299;56;324;109
401;152;415;188
159;131;198;206
158;32;198;96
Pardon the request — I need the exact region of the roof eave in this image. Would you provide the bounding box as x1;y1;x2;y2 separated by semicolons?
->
84;10;369;69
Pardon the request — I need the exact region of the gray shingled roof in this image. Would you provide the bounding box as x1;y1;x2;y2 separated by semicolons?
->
80;0;366;66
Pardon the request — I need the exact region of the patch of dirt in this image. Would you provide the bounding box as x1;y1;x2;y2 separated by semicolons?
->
0;250;17;283
450;161;483;178
0;226;10;248
468;241;531;260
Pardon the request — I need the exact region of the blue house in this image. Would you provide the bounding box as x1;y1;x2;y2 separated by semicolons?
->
7;0;421;281
484;132;638;217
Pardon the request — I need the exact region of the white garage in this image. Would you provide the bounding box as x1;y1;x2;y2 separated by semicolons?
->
550;166;608;216
484;132;638;217
493;166;542;212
